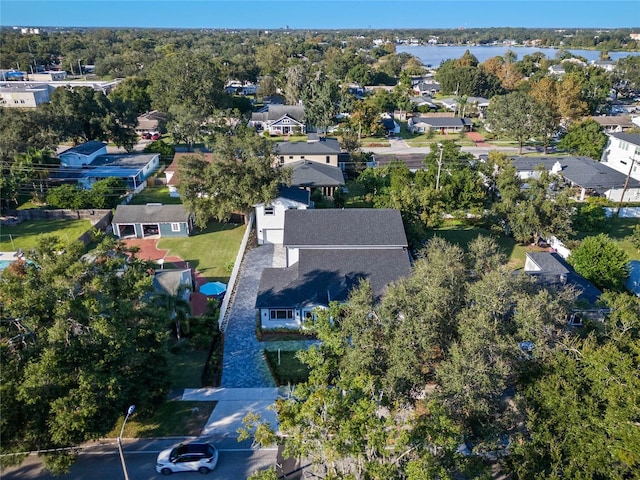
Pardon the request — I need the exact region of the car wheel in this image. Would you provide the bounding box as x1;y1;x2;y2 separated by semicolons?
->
198;467;210;474
161;467;172;476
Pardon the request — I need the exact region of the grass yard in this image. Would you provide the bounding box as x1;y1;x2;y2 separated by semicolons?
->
108;401;216;438
573;216;640;261
128;186;183;205
264;350;310;385
167;349;211;389
424;223;528;268
0;219;93;252
158;221;245;281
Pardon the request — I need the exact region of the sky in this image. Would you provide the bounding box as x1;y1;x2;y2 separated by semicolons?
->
0;0;639;30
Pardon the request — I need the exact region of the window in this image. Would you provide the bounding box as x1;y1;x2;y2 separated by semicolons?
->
300;156;305;160
264;206;275;215
279;156;284;164
270;309;293;320
171;223;180;232
326;156;330;163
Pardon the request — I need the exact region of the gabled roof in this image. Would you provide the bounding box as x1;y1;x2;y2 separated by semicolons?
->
275;137;341;155
609;132;640;146
255;248;411;308
589;116;634;128
113;204;191;224
59;140;106;156
283;208;408;247
277;185;311;205
511;155;640;193
288;161;345;188
411;116;472;128
251;105;305;123
153;269;192;296
525;252;569;276
525;252;601;305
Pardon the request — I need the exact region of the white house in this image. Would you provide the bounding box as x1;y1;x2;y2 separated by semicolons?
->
58;140;108;167
255;186;311;245
255;209;411;329
249;105;306;135
600;132;640;181
512;155;640;203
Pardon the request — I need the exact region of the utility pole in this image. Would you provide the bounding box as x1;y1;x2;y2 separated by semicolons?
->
617;156;636;217
435;143;444;190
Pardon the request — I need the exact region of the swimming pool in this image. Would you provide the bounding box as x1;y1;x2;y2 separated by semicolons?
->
0;259;13;270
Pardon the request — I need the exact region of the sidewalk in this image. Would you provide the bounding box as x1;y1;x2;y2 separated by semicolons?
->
182;387;280;438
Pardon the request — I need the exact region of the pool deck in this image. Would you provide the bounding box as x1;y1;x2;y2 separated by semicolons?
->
0;251;19;262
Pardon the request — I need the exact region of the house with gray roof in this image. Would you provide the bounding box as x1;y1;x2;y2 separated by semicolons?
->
58;140;108;167
512;155;640;203
275;135;342;167
289;160;345;197
256;208;411;329
524;252;604;325
249;104;306;135
54;152;160;192
600;132;640;181
112;204;193;239
407;115;473;134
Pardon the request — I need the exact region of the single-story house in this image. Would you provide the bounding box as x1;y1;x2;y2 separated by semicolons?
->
275;134;342;167
524;251;604;325
112;204;193;239
407;115;473;134
511;155;640;203
256;208;411;329
600;132;640;181
413;81;441;97
225;80;257;96
381;115;400;136
153;268;193;302
255;186;311;245
587;115;635;133
135;110;166;135
165;152;214;197
288;160;346;198
58;140;108;167
249;104;306;135
437;97;490;117
54;153;160;192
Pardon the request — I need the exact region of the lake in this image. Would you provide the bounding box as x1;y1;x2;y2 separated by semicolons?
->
396;44;640;67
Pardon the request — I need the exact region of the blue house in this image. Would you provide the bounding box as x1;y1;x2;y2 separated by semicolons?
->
112;204;193;239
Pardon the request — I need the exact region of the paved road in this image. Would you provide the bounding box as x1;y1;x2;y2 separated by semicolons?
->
1;439;281;480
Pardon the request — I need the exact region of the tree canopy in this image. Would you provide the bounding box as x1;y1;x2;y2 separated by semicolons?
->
177;127;290;227
0;236;171;474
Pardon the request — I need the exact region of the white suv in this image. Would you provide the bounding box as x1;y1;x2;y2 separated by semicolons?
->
156;441;219;475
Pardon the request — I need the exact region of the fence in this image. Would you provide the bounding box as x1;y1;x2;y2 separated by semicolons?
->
605;207;640;218
218;212;254;332
3;208;112;225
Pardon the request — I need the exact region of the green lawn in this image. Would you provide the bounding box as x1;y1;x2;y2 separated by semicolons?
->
0;219;93;251
108;401;216;438
264;350;310;385
128;186;183;205
167;349;211;389
572;216;640;261
424;224;528;268
158;221;245;282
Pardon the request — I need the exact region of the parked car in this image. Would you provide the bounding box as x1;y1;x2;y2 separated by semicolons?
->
141;132;152;140
151;132;161;140
156;441;219;475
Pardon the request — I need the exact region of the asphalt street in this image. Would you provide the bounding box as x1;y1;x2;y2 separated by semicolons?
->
1;438;285;480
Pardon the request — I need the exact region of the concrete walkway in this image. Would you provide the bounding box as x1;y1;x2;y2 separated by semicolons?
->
189;243;318;438
183;387;280;439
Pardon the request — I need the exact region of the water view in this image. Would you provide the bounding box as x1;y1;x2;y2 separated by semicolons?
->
397;44;640;67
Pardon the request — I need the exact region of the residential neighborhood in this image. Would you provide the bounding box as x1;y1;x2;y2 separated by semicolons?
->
1;19;640;480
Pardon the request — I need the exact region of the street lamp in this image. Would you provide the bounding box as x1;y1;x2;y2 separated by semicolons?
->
435;143;444;191
117;405;135;480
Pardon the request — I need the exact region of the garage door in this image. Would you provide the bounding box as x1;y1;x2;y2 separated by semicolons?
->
263;229;284;244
